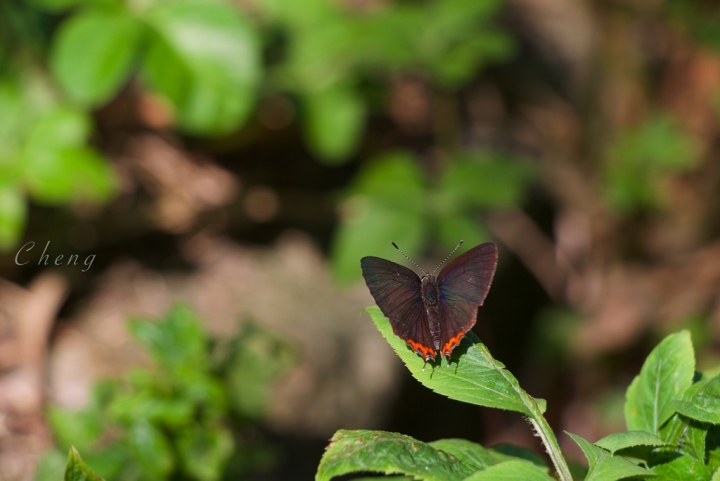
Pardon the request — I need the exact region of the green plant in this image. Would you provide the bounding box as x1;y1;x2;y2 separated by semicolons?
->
64;446;106;481
0;0;516;252
315;308;720;480
331;151;534;282
255;0;512;163
603;113;699;215
0;63;117;250
37;305;295;481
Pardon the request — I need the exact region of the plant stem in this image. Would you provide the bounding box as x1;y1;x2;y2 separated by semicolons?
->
478;345;573;481
528;412;573;481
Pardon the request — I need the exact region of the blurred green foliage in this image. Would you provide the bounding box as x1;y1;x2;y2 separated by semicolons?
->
36;305;295;481
0;0;515;252
331;151;534;282
665;1;720;50
257;0;513;162
603;113;698;215
0;67;116;250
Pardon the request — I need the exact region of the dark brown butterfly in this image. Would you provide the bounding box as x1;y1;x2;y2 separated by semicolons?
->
361;241;498;363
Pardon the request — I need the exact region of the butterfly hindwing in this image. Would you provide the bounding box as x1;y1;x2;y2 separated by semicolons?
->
437;242;498;358
360;256;436;360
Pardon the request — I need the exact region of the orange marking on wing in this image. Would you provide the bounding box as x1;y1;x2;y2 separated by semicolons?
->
405;339;437;361
440;332;467;359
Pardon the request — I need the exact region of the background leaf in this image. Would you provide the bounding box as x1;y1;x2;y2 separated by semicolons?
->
303;83;365;164
176;426;234;481
51;11;143;105
20;106;116;203
28;0;82;10
0;186;25;250
128;305;207;372
331;152;425;282
142;0;261;133
127;420;174;479
438;154;534;209
23;147;116;203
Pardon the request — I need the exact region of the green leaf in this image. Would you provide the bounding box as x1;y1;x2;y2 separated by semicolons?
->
431;31;514;88
660;413;709;461
566;432;655;481
706;425;720;474
29;0;117;12
0;80;26;158
129;304;207;372
303;84;365;164
331;152;426;282
438;214;490;255
108;391;194;427
23;146;116;204
428;439;518;472
594;431;670;454
315;430;475;481
142;0;261;134
226;325;296;419
0;186;25;251
15;105;116;204
352;151;426;209
64;446;106;481
604;114;699;214
491;444;548;469
177;425;234;481
80;444;130;481
36;449;68;481
24;106;91;148
461;459;555;481
51;12;143;105
650;450;712;481
47;406;103;453
438;154;534;209
349;478;414;481
625;331;695;434
127;420;174;478
366;307;545;415
673;375;720;424
662;373;713;459
682;420;709;461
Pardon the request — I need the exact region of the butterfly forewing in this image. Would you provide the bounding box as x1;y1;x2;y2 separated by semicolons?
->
436;242;498;357
360;256;436;360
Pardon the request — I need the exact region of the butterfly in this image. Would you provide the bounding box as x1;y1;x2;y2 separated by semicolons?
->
361;241;498;364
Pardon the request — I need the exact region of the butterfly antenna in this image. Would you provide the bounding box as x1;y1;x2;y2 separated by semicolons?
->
392;242;427;275
431;240;464;275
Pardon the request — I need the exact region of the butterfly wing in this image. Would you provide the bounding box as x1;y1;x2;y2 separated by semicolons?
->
360;256;436;360
437;242;498;358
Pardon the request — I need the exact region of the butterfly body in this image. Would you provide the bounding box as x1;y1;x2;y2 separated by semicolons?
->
420;275;442;350
361;242;498;362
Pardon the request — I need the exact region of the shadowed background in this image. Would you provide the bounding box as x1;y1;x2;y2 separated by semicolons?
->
2;0;720;479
